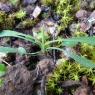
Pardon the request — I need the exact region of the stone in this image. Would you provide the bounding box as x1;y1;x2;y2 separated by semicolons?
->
32;6;41;18
23;0;37;6
0;2;13;13
89;10;95;19
59;80;81;88
69;23;78;33
76;10;88;20
80;22;90;32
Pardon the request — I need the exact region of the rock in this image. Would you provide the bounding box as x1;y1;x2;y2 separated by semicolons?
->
74;86;89;95
69;23;78;33
89;1;95;10
80;0;95;10
36;59;55;76
80;22;90;32
32;6;42;18
23;0;37;6
80;1;88;9
41;6;50;12
89;10;95;19
76;10;88;20
52;13;61;21
81;75;88;87
59;80;81;88
24;5;35;15
0;2;13;13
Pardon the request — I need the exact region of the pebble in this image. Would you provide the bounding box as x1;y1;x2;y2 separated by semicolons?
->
32;6;42;18
0;2;13;13
52;13;61;21
76;10;88;20
24;5;35;15
23;0;37;6
80;22;90;32
89;10;95;19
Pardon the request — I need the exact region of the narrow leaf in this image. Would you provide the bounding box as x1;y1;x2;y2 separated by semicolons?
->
69;52;95;68
0;47;27;55
0;30;36;43
47;47;95;68
0;47;17;53
63;37;95;47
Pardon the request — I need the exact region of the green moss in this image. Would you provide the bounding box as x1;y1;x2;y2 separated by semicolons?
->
15;10;26;19
0;11;15;29
16;19;39;29
54;0;80;30
47;59;95;94
0;11;6;24
40;0;53;6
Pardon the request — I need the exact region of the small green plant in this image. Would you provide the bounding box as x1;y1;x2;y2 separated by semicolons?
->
0;30;95;68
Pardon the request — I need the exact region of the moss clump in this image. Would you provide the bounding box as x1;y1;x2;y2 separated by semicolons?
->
40;0;54;6
16;19;39;29
0;11;15;29
54;0;80;30
47;59;95;95
15;10;26;19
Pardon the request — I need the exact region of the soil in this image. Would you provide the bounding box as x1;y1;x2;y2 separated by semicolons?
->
0;0;95;95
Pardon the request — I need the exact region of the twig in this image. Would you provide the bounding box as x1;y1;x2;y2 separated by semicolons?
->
1;58;11;67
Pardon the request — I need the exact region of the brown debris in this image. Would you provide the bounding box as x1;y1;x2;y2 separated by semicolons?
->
0;64;37;95
36;58;55;76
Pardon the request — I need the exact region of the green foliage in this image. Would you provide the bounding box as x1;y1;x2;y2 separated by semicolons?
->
63;36;95;47
0;30;95;68
55;0;80;30
0;64;7;77
16;19;38;29
15;10;26;19
47;60;95;94
9;0;19;6
0;64;7;87
0;46;26;56
73;31;88;37
0;79;4;87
